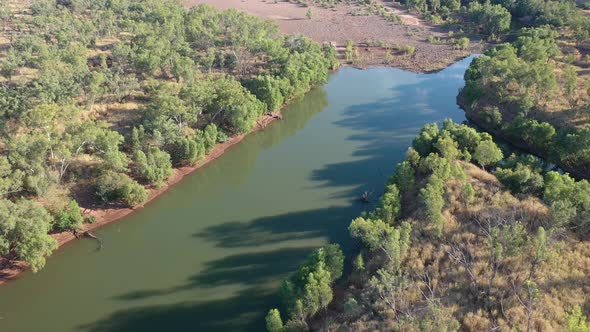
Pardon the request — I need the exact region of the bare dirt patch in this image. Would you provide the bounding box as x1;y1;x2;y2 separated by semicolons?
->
186;0;483;72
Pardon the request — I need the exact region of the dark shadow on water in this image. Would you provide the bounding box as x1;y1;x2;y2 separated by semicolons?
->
80;287;278;332
310;60;470;198
114;247;316;301
194;205;362;249
79;57;474;332
85;205;361;332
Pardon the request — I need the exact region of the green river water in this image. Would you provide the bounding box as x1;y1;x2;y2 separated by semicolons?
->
0;56;474;332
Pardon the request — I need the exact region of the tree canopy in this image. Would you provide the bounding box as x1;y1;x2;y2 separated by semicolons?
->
0;0;338;272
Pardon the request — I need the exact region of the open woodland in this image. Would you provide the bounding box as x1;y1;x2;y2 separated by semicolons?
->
1;0;590;331
0;0;337;273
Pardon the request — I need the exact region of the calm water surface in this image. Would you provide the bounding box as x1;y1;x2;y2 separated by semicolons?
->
0;56;474;332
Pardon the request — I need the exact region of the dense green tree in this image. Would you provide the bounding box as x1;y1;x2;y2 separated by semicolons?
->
513;26;560;62
495;163;544;195
302;263;333;316
0;199;58;272
420;180;445;237
383;221;411;271
442;119;482;154
95;171;148;207
461;181;475;205
467;2;511;39
203;124;218;153
550;200;577;227
434;132;460;160
345;40;354;62
419;153;453;180
378;184;402;225
0;85;32;128
309;243;344;281
7;134;53;196
350;217;411;268
265;309;284;332
354;254;365;271
197;76;266;134
349;217;392;251
389;161;415;194
145;83;195;131
280;244;342;322
0;49;24;81
168;136;204;166
35;55;87;104
246;75;289;112
133;147;172;187
405;147;421;167
464;42;557;109
520;119;556;151
413;123;439;157
53;200;84;232
473;140;503;170
543;171;590;225
551;126;590;177
0;156;24;197
566;306;590;332
131;126;147;153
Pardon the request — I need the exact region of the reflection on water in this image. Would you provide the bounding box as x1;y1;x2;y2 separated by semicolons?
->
0;56;475;332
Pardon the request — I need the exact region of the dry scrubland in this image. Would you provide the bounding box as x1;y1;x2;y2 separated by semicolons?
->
188;0;482;72
268;120;590;331
317;161;590;331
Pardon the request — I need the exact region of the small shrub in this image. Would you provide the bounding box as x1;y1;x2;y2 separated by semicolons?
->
454;37;470;50
95;171;148;207
53;200;84;232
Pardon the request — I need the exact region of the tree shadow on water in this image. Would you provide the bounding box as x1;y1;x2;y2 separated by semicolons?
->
309;95;440;198
79;287;279;332
195;205;360;249
114;247;316;302
311;65;469;195
81;248;313;331
83;206;361;332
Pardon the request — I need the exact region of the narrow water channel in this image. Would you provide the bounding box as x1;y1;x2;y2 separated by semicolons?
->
0;56;474;332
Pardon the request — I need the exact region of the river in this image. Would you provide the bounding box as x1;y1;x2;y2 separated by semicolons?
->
0;56;474;332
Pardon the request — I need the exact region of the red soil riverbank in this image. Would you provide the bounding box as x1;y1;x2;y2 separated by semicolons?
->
0;112;281;285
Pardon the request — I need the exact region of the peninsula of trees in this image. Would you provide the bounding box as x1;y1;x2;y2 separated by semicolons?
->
267;120;590;331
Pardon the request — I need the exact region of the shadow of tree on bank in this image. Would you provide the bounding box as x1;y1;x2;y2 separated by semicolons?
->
89;205;358;332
